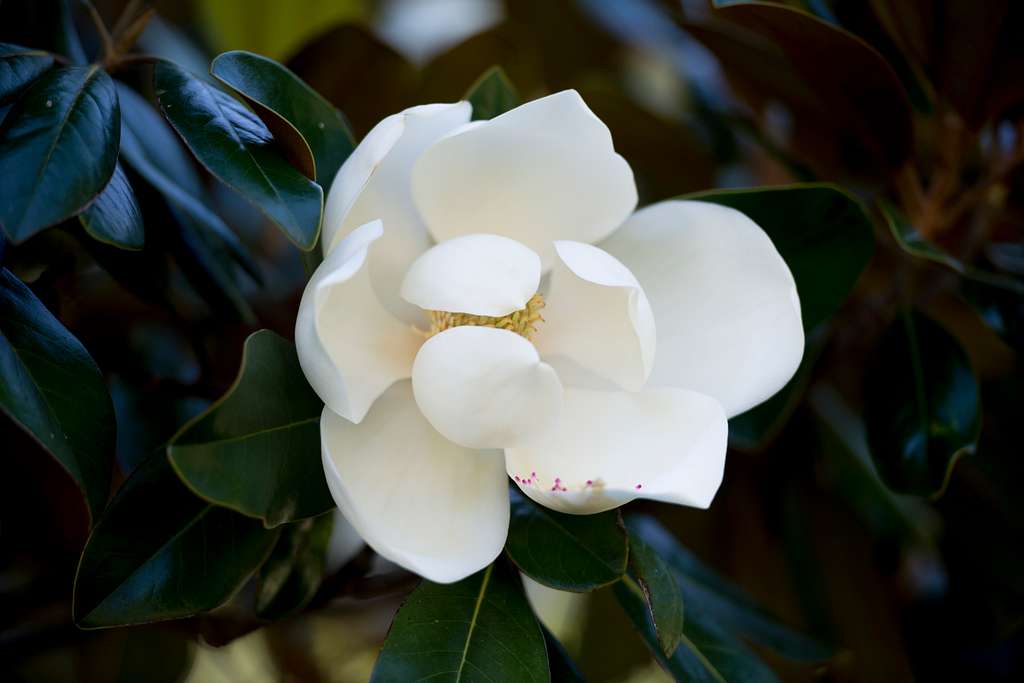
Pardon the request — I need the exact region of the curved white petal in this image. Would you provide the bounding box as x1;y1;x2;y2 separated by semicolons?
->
412;327;562;449
322;102;472;323
600;200;804;417
401;234;541;316
321;382;509;584
324;510;364;575
296;220;421;423
411;90;637;268
505;387;727;514
536;241;655;392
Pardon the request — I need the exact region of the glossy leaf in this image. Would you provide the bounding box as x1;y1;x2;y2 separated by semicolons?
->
211;50;355;185
708;1;913;170
506;490;628;592
625;519;685;657
371;562;549;683
0;65;119;243
0;268;114;526
0;42;54;102
465;65;520;120
542;624;586;683
74;452;279;628
79;162;144;250
168;330;332;527
864;311;981;497
614;577;779;683
256;511;334;620
685;184;874;330
628;515;831;662
154;61;323;250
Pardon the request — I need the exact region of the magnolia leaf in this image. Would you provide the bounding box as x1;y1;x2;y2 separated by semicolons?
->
625;519;685;657
168;330;332;527
371;562;549;682
0;42;54;102
79;162;145;250
685;184;874;331
256;511;334;620
0;268;115;526
154;60;323;250
211;50;355;185
0;65;119;243
506;489;628;592
74;452;279;628
542;624;586;682
465;65;520;120
864;311;981;497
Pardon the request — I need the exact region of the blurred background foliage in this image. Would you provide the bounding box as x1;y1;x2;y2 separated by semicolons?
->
1;0;1022;681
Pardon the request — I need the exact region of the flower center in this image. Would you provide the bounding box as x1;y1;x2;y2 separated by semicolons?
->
426;293;546;340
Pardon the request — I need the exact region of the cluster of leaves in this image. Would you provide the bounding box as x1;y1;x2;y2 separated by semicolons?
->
3;0;1023;680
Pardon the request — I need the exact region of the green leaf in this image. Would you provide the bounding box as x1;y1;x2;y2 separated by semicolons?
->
685;184;874;330
625;520;685;657
505;490;628;592
864;310;981;497
116;81;261;285
541;624;586;682
0;42;54;102
0;65;119;243
168;330;332;527
153;60;323;250
211;50;355;185
614;578;778;683
0;268;115;526
79;162;144;250
74;452;279;628
256;511;333;620
465;66;520;120
371;562;549;683
628;515;831;662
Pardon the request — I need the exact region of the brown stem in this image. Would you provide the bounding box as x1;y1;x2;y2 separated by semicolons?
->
80;0;114;61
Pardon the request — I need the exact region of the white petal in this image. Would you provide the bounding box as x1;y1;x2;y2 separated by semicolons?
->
505;387;727;514
412;327;563;449
600;200;804;417
321;382;509;584
296;220;421;423
322;102;472;323
401;234;541;316
411;90;637;268
324;510;364;575
536;241;656;392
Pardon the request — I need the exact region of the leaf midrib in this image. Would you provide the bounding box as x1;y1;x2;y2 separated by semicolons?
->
455;564;493;681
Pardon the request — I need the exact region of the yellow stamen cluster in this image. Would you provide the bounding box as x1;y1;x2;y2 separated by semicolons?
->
427;293;546;340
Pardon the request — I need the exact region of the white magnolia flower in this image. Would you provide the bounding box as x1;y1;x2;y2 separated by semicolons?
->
296;91;804;583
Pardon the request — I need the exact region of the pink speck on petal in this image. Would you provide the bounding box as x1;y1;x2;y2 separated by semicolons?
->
585;480;593;486
635;484;643;490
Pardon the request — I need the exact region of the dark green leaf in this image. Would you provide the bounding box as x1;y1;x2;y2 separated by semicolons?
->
864;311;981;497
0;268;114;526
614;578;778;683
168;330;331;527
56;0;87;65
728;326;827;451
0;42;54;102
117;81;261;284
685;184;874;330
256;511;333;620
541;624;586;683
506;490;628;592
371;562;549;683
154;61;323;250
465;65;520;120
625;520;684;657
211;50;355;185
628;515;831;662
79;162;144;250
962;278;1024;350
0;65;119;243
74;452;279;628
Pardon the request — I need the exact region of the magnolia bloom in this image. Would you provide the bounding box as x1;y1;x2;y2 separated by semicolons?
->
296;91;804;583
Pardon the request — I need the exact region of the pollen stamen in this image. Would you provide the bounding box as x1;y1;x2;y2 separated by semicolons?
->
426;293;546;340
